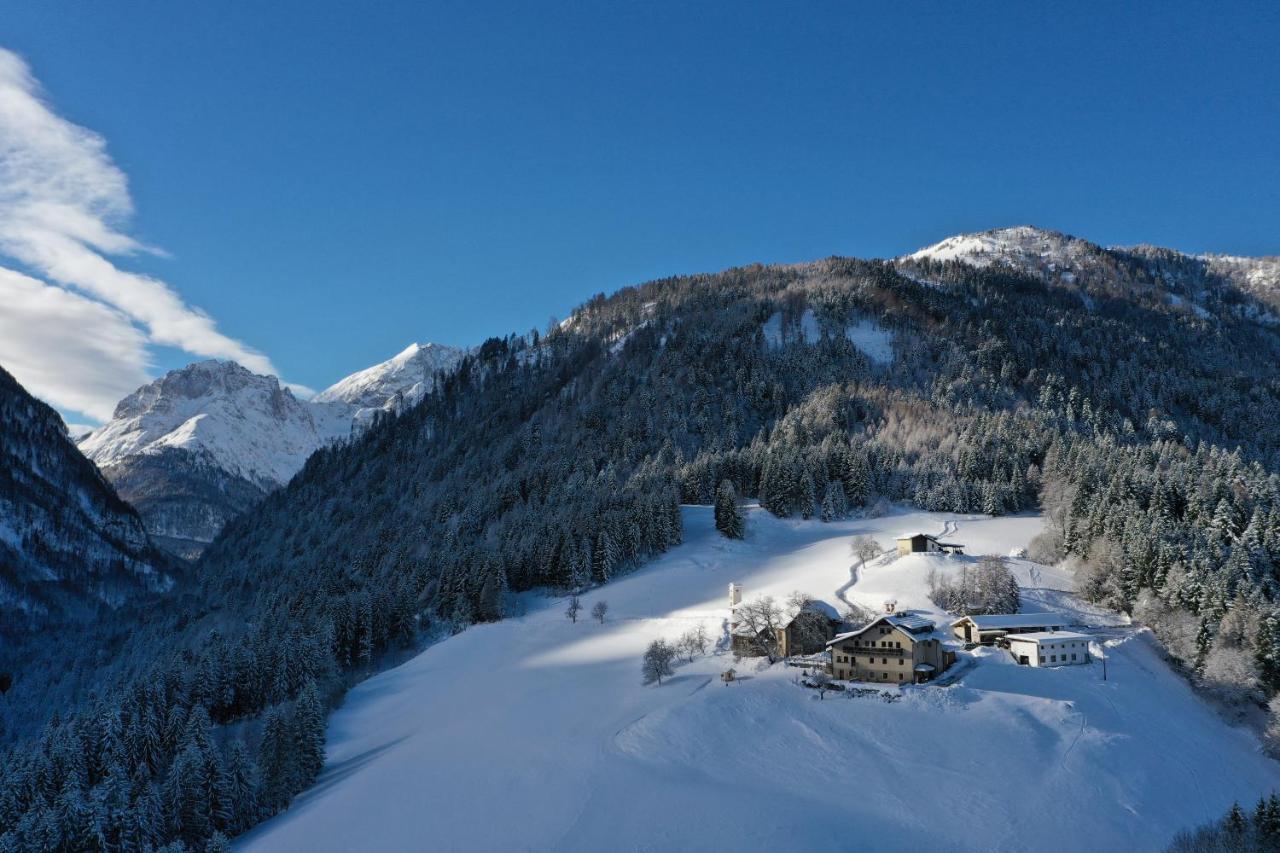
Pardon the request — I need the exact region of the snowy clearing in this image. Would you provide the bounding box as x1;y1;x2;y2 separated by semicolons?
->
762;309;894;364
239;507;1279;853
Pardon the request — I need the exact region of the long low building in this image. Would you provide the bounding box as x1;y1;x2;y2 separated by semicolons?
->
1004;631;1092;667
951;612;1068;644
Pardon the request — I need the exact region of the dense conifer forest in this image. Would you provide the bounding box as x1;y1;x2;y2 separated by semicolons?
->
5;248;1280;850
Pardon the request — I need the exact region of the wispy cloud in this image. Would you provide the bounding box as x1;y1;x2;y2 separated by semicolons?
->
0;47;279;422
0;267;150;420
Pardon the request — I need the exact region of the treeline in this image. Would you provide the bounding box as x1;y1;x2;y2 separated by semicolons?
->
1168;796;1280;852
0;676;323;851
1035;436;1280;708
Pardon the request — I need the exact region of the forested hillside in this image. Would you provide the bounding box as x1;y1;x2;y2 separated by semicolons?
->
0;365;169;634
6;236;1280;851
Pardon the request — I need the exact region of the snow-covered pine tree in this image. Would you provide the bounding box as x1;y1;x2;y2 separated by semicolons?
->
820;479;847;521
714;479;744;539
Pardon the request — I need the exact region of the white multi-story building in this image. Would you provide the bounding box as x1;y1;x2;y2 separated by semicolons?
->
1004;631;1091;667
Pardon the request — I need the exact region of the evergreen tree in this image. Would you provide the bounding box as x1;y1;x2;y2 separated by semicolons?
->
294;681;327;786
222;740;259;834
820;479;848;522
714;480;744;539
257;706;295;814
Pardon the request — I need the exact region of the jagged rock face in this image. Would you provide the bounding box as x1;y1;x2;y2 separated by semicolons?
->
79;346;465;557
0;365;167;629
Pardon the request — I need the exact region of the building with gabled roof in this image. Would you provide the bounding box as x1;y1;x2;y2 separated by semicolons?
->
731;597;842;658
826;612;954;684
895;532;964;556
951;612;1068;645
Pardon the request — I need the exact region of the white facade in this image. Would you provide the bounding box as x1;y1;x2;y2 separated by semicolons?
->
1006;631;1091;667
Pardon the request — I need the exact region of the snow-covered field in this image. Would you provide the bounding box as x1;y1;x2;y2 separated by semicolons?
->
239;507;1280;852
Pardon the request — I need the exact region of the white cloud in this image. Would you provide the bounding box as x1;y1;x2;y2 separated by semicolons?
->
0;266;151;420
0;47;281;421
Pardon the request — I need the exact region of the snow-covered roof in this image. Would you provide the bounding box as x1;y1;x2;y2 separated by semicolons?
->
1004;631;1091;644
953;613;1065;630
913;663;936;672
827;613;938;646
788;599;840;624
895;532;962;548
891;614;936;633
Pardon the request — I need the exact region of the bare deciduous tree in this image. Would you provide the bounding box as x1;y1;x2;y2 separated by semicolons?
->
690;623;709;656
676;624;711;661
840;601;875;629
642;639;676;685
566;595;582;623
734;595;786;662
851;535;882;564
591;600;608;624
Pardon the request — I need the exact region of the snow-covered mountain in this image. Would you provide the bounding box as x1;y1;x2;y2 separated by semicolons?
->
79;344;465;557
314;342;465;431
899;225;1280;314
902;225;1100;272
0;364;168;629
81;360;352;488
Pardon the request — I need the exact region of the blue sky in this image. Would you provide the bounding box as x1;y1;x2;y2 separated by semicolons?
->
1;1;1278;425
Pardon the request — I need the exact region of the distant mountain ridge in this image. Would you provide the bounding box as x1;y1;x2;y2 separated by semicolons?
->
899;225;1280;316
79;343;465;557
314;342;464;432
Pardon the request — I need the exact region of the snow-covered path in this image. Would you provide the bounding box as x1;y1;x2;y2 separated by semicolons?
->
239;507;1280;852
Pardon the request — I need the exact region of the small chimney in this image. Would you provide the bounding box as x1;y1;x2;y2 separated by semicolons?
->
729;583;742;609
883;598;897;614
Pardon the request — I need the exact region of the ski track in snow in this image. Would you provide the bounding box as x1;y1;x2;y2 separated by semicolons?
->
238;507;1280;853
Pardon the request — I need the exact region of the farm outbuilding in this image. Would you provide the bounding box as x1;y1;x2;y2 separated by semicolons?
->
951;613;1068;645
895;533;964;556
1004;631;1092;667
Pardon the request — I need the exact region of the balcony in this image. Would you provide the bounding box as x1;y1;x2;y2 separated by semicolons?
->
842;646;905;657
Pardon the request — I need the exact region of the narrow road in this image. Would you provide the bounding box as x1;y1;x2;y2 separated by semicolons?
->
834;557;863;611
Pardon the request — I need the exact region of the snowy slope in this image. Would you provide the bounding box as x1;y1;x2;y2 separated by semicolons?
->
239;507;1279;853
901;225;1099;277
900;226;1280;314
762;308;895;364
314;342;465;431
1202;253;1280;302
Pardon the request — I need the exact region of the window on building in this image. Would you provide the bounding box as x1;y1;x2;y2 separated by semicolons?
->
1071;654;1077;661
1039;657;1045;664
